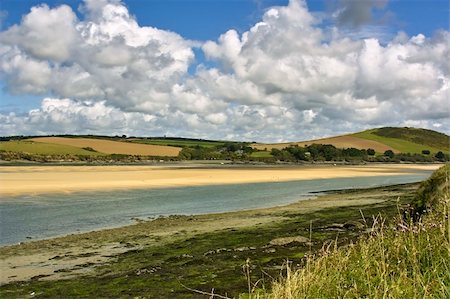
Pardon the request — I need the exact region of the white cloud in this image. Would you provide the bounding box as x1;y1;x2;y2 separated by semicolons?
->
0;0;448;141
1;4;78;62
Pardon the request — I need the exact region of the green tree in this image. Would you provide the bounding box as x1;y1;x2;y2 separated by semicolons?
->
435;151;445;161
384;150;395;158
367;148;376;156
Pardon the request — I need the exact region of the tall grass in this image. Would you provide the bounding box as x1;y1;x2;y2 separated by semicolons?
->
254;164;449;299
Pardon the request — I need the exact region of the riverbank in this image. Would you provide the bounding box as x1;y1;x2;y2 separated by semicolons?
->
0;164;440;197
1;182;419;297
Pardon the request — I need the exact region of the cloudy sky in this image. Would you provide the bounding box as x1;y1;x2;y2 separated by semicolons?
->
0;0;449;142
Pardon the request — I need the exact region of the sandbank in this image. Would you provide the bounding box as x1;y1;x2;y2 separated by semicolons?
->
0;164;440;197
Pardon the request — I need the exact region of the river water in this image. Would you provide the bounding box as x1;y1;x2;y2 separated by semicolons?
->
0;172;432;245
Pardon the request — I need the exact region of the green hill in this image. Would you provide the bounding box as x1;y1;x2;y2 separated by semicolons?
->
353;127;449;154
0;140;104;156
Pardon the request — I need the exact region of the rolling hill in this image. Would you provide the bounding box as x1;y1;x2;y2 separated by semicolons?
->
29;137;182;157
1;127;448;160
252;127;449;155
0;140;105;156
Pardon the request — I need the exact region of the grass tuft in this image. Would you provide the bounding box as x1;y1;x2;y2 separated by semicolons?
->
254;164;449;299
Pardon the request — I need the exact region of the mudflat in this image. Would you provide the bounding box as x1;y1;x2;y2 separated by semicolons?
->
0;164;440;197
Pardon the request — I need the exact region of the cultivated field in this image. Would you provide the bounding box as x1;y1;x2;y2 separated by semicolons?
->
253;135;395;152
129;138;226;148
31;137;181;157
0;140;103;156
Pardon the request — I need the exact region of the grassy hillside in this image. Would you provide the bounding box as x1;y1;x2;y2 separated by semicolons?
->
257;164;450;298
252;127;449;156
0;140;104;156
128;138;226;148
353;127;449;154
374;127;449;149
31;137;181;157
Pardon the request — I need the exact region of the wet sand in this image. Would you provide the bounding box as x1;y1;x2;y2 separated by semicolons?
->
0;182;415;285
0;164;440;197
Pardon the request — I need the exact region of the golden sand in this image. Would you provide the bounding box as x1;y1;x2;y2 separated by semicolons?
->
0;164;439;197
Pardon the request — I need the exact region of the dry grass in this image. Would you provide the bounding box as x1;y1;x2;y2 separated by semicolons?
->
253;135;396;152
30;137;181;156
250;165;450;299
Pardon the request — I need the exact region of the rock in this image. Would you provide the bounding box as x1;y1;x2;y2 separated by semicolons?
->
343;220;365;230
269;236;309;246
234;247;249;252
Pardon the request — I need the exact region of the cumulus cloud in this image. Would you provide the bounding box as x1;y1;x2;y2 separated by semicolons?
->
0;0;194;111
334;0;389;28
0;0;448;141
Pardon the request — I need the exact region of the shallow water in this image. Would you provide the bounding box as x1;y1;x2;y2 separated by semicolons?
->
0;172;431;245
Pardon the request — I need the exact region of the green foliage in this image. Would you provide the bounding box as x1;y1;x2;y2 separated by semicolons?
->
384;149;395;158
435;151;446;161
411;163;450;217
367;148;376;156
271;144;368;162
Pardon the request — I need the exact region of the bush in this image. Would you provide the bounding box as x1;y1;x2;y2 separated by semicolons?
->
367;148;376;156
383;150;395;158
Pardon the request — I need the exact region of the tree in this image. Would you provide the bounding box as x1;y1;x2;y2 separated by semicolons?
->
435;151;445;161
384;150;395;158
367;148;376;156
422;149;430;155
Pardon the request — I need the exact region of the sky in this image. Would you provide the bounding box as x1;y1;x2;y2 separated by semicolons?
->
0;0;449;142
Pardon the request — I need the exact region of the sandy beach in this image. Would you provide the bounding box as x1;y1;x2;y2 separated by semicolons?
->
0;164;440;197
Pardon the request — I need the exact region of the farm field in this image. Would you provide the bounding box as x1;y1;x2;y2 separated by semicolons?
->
252;135;395;152
30;137;181;157
128;138;226;148
0;140;104;156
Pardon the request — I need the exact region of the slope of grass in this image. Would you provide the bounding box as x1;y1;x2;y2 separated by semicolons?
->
258;164;450;299
353;128;448;154
250;151;273;158
374;127;450;150
0;140;103;156
31;137;181;156
128;138;226;148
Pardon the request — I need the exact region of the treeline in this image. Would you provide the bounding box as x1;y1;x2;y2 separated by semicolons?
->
178;142;253;160
267;144;449;163
0;151;174;163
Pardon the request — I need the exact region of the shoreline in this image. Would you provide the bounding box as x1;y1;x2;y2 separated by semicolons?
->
0;181;421;286
0;164;440;197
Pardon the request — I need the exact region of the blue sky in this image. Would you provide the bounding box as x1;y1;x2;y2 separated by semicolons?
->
2;0;448;39
2;0;448;113
0;0;449;140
